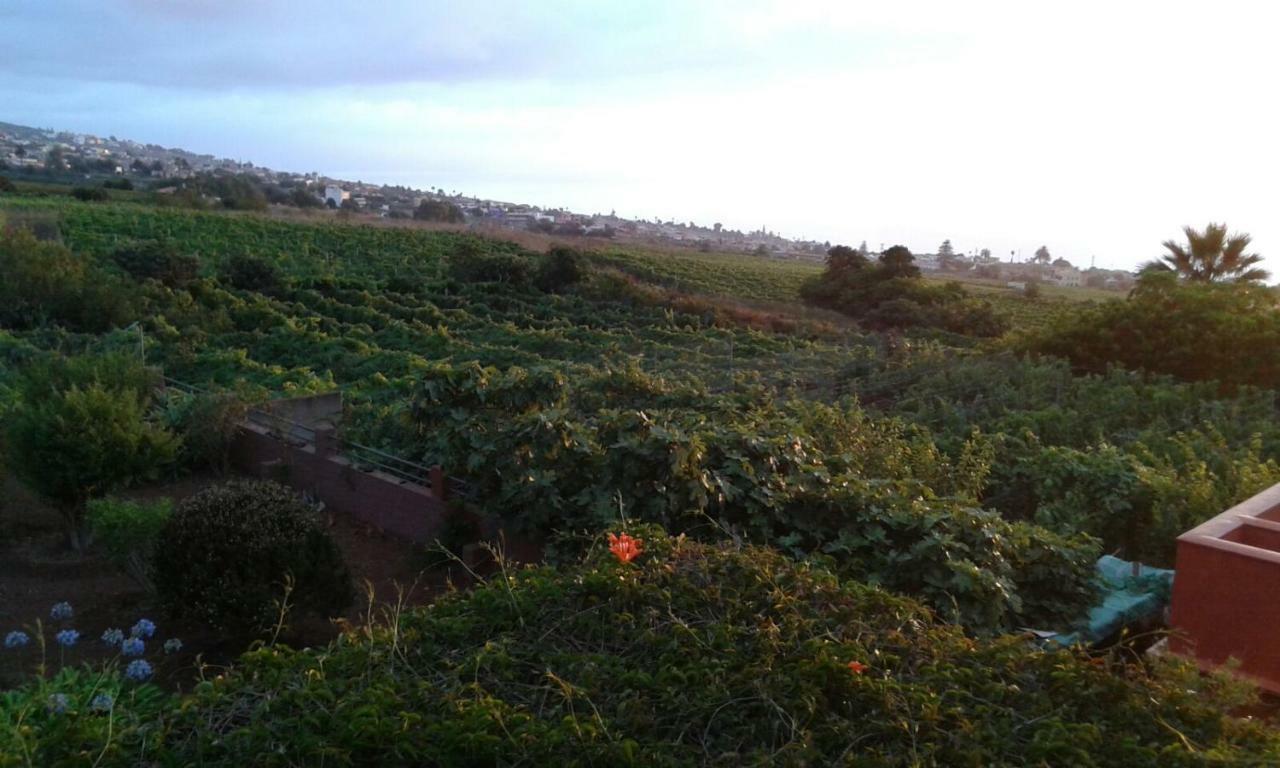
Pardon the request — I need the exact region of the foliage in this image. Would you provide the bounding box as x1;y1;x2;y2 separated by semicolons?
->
535;245;586;292
0;228;136;332
1023;273;1280;390
152;480;353;634
801;245;1007;336
447;240;535;285
219;251;282;292
851;352;1280;565
4;355;179;549
157;388;252;474
71;187;109;202
405;361;1097;633
9;530;1277;766
413;198;465;223
0;666;173;768
1156;222;1268;283
110;240;200;287
0;176;14;193
86;497;173;591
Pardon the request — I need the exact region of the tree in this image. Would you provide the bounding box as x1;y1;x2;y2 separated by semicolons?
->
1051;257;1072;269
825;244;868;273
937;239;958;269
879;245;920;279
1157;223;1268;283
979;248;992;261
6;358;179;550
1033;245;1051;264
413;199;465;223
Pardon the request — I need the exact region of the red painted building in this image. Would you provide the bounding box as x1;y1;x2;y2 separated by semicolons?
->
1169;483;1280;693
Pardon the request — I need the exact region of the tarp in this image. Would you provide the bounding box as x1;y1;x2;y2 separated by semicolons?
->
1039;555;1175;647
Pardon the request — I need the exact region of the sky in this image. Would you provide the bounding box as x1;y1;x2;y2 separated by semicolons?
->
3;0;1279;271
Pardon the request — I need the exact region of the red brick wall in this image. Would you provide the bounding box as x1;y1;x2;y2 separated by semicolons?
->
230;422;446;543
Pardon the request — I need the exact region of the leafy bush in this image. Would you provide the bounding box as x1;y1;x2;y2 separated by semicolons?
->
0;228;136;332
111;240;200;287
406;361;1098;633
158;389;251;473
220;252;282;293
71;186;110;202
447;242;535;285
0;176;15;193
152;480;352;634
12;528;1274;765
801;246;1007;336
535;245;586;292
87;497;173;591
5;356;179;550
1023;273;1280;390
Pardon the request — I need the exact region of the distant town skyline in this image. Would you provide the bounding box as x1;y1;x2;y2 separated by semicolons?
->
4;1;1279;271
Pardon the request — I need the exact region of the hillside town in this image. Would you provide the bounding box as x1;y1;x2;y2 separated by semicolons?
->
1;120;1133;289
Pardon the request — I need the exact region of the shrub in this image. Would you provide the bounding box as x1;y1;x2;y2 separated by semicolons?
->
447;243;535;285
1023;274;1280;390
14;528;1272;765
71;186;110;202
152;480;352;634
0;176;15;193
111;240;200;287
0;228;137;332
219;252;282;293
87;497;173;592
159;390;250;474
5;358;179;550
535;245;586;292
801;247;1007;336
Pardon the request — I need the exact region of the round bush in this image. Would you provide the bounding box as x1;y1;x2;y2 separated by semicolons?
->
153;480;352;634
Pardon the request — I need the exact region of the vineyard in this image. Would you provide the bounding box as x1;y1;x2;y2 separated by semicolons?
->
4;194;1280;763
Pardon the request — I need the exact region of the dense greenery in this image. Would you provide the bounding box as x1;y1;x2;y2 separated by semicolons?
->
1155;222;1268;283
4;355;178;549
3;194;1280;761
3;529;1275;766
86;496;173;591
801;245;1008;336
152;480;353;634
1024;271;1280;391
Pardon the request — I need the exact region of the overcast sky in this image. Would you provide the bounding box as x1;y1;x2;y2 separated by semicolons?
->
4;0;1278;270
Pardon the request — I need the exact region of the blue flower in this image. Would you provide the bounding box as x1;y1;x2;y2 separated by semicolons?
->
47;693;70;714
49;602;73;621
55;629;79;648
130;618;157;639
121;637;145;657
163;638;183;654
4;631;30;649
90;693;114;713
124;659;152;682
101;628;125;647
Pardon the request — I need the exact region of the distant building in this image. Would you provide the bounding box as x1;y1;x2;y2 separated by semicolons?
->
324;185;349;207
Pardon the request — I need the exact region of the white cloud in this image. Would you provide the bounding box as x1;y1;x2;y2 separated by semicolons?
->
4;1;1279;269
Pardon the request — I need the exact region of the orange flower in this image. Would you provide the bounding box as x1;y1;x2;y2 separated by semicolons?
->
847;660;868;675
608;532;644;564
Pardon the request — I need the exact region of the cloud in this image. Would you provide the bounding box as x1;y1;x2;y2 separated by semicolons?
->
4;1;1280;269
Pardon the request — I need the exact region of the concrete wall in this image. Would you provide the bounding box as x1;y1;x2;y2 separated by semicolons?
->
1169;483;1280;693
231;422;447;543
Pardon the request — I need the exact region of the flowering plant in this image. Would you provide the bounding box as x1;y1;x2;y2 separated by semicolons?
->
607;532;644;564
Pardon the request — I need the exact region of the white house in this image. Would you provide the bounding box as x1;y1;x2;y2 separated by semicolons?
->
324;185;350;207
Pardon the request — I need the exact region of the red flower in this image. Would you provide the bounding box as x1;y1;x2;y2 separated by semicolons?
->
847;660;868;675
608;532;644;564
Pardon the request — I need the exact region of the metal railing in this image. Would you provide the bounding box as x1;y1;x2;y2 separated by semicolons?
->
159;372;475;499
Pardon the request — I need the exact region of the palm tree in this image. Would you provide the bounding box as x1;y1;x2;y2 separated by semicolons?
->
1158;223;1269;283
